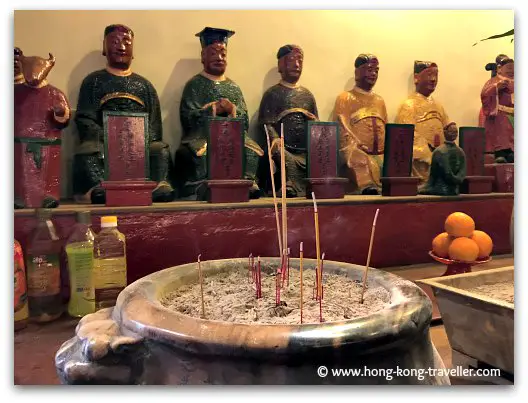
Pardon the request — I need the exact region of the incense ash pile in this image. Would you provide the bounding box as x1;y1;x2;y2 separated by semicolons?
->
466;280;514;304
160;267;391;324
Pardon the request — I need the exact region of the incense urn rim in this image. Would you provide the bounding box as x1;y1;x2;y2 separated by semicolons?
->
112;257;432;357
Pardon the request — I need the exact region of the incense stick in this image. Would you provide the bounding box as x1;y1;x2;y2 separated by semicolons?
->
256;256;262;299
300;242;304;324
321;252;325;300
312;192;322;300
280;124;288;260
276;253;284;306
319;289;323;323
360;209;380;304
197;254;205;319
264;126;283;259
281;247;290;288
252;254;256;284
248;253;253;283
287;247;290;287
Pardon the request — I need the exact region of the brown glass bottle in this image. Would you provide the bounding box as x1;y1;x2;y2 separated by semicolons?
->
26;209;63;323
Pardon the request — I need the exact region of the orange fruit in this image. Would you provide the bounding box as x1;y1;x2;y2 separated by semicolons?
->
448;237;480;262
444;212;475;238
432;232;453;258
470;230;493;259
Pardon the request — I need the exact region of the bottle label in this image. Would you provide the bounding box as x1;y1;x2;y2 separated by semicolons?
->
27;254;61;297
94;257;127;309
66;244;95;301
14;243;28;314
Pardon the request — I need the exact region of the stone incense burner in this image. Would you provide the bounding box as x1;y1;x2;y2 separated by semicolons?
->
55;258;449;385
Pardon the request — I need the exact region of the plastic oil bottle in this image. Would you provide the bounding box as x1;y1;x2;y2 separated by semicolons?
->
65;211;96;317
25;208;63;323
93;216;127;310
14;239;29;331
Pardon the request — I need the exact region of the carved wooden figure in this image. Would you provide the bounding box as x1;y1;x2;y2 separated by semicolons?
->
175;27;264;200
481;55;514;163
14;50;71;209
418;123;466;196
73;24;174;205
258;44;319;198
334;54;387;195
395;61;449;184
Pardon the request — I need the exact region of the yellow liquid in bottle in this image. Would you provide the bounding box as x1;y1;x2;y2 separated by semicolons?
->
93;256;127;310
65;242;96;317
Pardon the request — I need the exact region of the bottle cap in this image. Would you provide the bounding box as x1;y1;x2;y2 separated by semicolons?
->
76;211;91;225
101;216;118;228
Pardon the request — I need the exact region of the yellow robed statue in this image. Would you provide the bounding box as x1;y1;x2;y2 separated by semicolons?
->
334;54;388;195
395;61;449;182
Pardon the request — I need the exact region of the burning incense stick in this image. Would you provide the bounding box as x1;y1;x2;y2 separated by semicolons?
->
312;192;322;300
257;256;262;299
264;125;283;259
319;290;323;323
300;242;304;324
197;254;205;319
252;254;256;284
360;209;380;304
321;252;325;300
276;253;284;306
281;247;290;288
248;253;253;283
287;247;290;287
280;124;288;259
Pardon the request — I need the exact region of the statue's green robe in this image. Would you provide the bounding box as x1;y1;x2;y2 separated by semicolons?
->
176;73;263;195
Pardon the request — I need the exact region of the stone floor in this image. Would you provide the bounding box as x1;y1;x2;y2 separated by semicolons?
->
13;255;513;385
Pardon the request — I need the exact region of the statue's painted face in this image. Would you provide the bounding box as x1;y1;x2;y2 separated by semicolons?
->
14;48;22;77
202;42;227;76
415;67;438;97
278;49;303;84
355;61;379;90
498;62;514;80
444;123;458;142
104;30;133;69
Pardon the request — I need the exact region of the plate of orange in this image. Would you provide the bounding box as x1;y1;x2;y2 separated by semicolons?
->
430;212;493;264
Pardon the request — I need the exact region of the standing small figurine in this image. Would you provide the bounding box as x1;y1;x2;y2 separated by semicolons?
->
73;24;175;204
480;55;514;163
395;61;449;183
334;54;387;194
175;27;264;200
419;122;466;196
479;54;509;128
14;47;25;84
14;51;71;208
258;44;318;197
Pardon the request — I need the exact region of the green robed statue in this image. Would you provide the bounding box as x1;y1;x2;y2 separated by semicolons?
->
174;27;264;199
73;24;175;204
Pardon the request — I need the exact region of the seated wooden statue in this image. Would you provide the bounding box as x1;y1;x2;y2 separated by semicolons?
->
175;27;264;200
73;24;175;204
395;61;450;183
258;44;319;197
334;54;387;195
419;122;466;196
